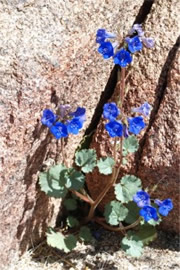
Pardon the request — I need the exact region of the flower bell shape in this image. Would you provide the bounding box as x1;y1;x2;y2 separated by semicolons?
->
50;122;68;139
96;29;116;44
98;41;116;59
133;191;151;208
103;102;120;121
114;48;132;67
155;198;173;217
126;35;143;53
69;107;86;124
41;109;57;128
66;118;83;135
140;206;159;222
105;120;123;137
128;116;146;135
132;102;151;117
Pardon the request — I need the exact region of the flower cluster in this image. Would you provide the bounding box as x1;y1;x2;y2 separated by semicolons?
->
96;24;154;67
103;102;151;138
41;106;86;139
133;191;173;222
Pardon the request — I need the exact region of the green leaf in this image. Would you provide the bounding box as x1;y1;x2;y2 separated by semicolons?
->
140;216;162;226
39;171;68;198
123;135;139;155
66;216;79;228
64;198;77;211
64;234;77;251
125;201;140;224
46;228;77;253
115;175;142;203
79;226;92;242
136;224;157;245
48;164;67;182
121;231;143;257
75;149;97;173
104;200;128;226
64;168;85;191
97;157;115;175
122;158;128;165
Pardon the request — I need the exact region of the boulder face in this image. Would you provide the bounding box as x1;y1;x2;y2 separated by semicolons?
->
0;0;144;268
86;0;180;233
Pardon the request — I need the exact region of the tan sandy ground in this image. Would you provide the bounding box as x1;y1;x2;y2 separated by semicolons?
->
8;230;180;270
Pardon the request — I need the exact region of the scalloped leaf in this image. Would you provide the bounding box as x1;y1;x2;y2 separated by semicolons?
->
121;231;143;257
66;216;79;228
75;149;97;173
104;200;128;226
97;157;115;175
125;201;140;224
115;175;142;203
64;168;85;191
123;135;139;155
39;171;67;198
136;224;157;245
79;226;92;242
46;228;77;253
64;198;77;211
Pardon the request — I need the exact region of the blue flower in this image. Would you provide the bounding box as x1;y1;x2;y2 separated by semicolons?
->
69;107;86;123
113;49;132;67
98;41;115;59
41;109;57;128
105;120;123;137
133;191;151;208
50;122;68;139
126;35;142;53
140;206;159;222
66;118;83;135
155;199;173;217
132;102;151;117
96;29;116;44
128;116;146;135
103;102;120;121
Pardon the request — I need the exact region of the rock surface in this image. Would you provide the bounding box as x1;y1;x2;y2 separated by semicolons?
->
0;0;144;268
86;0;180;233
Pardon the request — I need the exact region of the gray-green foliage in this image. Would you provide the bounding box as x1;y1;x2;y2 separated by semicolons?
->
125;201;140;224
97;157;115;175
115;175;142;203
46;228;77;253
79;226;92;242
66;216;79;228
135;224;157;245
39;164;68;198
123;135;139;156
64;168;85;191
75;149;97;173
39;164;85;198
104;200;128;226
121;231;143;257
64;198;77;211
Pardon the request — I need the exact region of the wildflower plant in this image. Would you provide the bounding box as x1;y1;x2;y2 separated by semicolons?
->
39;24;173;258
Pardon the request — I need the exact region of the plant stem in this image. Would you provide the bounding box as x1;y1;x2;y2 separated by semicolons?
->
85;67;126;223
94;216;141;232
61;138;66;166
70;189;94;204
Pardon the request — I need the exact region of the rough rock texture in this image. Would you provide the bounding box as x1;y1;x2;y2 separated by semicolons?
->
86;0;180;233
0;0;144;268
